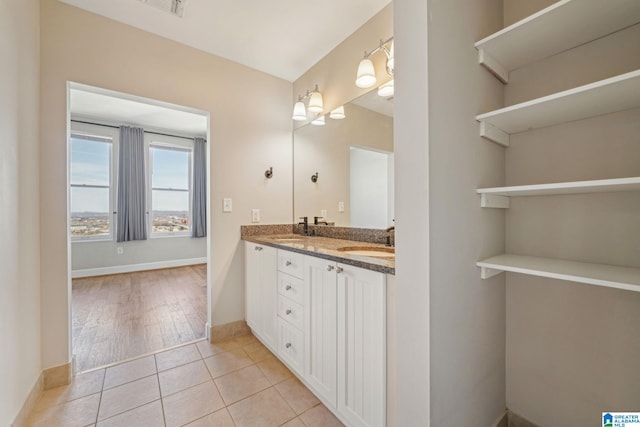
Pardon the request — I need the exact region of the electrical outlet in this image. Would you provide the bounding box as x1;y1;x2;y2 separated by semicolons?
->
252;209;260;223
117;247;124;255
223;198;232;212
320;209;327;218
338;201;345;212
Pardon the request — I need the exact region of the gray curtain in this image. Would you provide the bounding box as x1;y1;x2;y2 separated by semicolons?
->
192;137;207;237
117;126;147;242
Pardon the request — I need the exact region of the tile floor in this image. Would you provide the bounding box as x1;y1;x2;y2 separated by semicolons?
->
27;334;345;427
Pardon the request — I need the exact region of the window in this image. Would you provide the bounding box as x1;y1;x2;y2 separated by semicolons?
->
149;144;192;236
70;133;113;240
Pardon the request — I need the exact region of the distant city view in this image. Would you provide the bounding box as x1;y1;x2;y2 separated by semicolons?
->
71;211;190;238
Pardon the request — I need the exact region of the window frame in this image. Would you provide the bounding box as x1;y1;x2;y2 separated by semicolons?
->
69;122;119;242
145;134;194;238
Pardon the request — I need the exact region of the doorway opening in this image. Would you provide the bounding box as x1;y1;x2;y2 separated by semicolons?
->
67;82;211;372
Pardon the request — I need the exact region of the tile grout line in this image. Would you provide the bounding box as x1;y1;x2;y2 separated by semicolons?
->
153;350;168;427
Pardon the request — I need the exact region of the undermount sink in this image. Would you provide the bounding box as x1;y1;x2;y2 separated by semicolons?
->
337;246;395;258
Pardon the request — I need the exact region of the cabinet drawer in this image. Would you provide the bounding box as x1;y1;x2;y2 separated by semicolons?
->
278;318;303;375
277;294;304;330
277;250;304;279
278;273;304;305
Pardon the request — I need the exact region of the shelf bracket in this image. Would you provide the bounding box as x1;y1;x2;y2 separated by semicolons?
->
479;121;510;147
478;49;509;84
480;194;510;209
479;266;504;279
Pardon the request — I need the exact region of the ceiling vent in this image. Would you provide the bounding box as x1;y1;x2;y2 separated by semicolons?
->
138;0;186;17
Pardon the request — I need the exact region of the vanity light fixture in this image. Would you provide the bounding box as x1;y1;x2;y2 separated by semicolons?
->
355;37;394;89
311;115;326;126
329;105;346;120
377;79;394;97
292;84;323;121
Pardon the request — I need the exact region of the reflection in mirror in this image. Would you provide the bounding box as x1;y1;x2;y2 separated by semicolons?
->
293;89;393;228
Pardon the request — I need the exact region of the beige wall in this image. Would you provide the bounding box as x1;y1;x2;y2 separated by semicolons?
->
503;9;640;425
0;0;42;424
293;4;393;115
40;0;293;368
293;103;393;226
426;0;506;425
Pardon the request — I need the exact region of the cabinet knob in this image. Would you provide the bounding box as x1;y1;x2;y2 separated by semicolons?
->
285;309;292;315
285;260;292;266
336;267;344;274
255;246;263;251
285;342;292;349
327;265;335;271
285;285;292;291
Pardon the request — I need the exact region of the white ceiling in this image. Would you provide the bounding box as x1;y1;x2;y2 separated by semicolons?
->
58;0;392;82
70;85;208;136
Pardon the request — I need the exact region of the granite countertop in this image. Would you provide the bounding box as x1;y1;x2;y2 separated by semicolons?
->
242;234;395;275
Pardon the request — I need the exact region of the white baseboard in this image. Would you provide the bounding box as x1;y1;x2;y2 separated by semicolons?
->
72;257;207;278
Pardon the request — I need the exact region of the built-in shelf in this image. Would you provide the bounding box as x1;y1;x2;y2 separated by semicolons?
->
477;177;640;208
477;254;640;293
475;0;640;83
476;70;640;146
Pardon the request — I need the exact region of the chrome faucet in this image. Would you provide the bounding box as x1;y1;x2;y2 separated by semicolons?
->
385;226;395;247
299;216;309;236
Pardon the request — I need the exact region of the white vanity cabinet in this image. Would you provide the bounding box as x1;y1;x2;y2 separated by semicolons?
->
276;250;306;375
336;263;386;427
304;255;339;407
244;242;277;350
304;256;386;427
246;241;387;427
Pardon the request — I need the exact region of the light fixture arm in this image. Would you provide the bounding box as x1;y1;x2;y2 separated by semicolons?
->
363;36;394;60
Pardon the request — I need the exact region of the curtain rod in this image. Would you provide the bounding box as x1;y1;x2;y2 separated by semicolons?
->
71;119;205;141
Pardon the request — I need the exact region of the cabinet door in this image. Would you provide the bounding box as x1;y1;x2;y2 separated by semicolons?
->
304;255;338;408
260;246;278;350
278;318;304;376
244;242;277;350
337;263;386;427
245;242;262;332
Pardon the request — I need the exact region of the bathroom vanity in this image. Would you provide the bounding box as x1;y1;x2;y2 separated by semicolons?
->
243;232;395;427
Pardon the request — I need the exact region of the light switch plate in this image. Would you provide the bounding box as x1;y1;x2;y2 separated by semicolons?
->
338;201;345;213
252;209;260;223
223;198;232;212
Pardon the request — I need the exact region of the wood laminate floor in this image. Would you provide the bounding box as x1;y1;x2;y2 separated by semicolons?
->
72;265;207;372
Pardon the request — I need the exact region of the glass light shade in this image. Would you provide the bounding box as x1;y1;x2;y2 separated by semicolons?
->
311;115;325;126
292;101;307;121
355;58;377;88
378;79;394;97
386;41;394;74
307;91;324;113
329;106;346;120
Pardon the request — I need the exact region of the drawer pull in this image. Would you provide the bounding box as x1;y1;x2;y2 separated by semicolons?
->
285;309;292;315
255;246;263;251
327;265;335;271
336;267;344;274
285;260;292;266
285;342;292;349
285;285;292;291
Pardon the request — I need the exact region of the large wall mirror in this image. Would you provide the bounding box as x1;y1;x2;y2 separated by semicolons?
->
293;89;394;229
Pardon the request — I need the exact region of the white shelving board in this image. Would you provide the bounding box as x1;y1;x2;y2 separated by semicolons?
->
474;0;640;83
477;254;640;293
476;70;640;146
477;176;640;198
